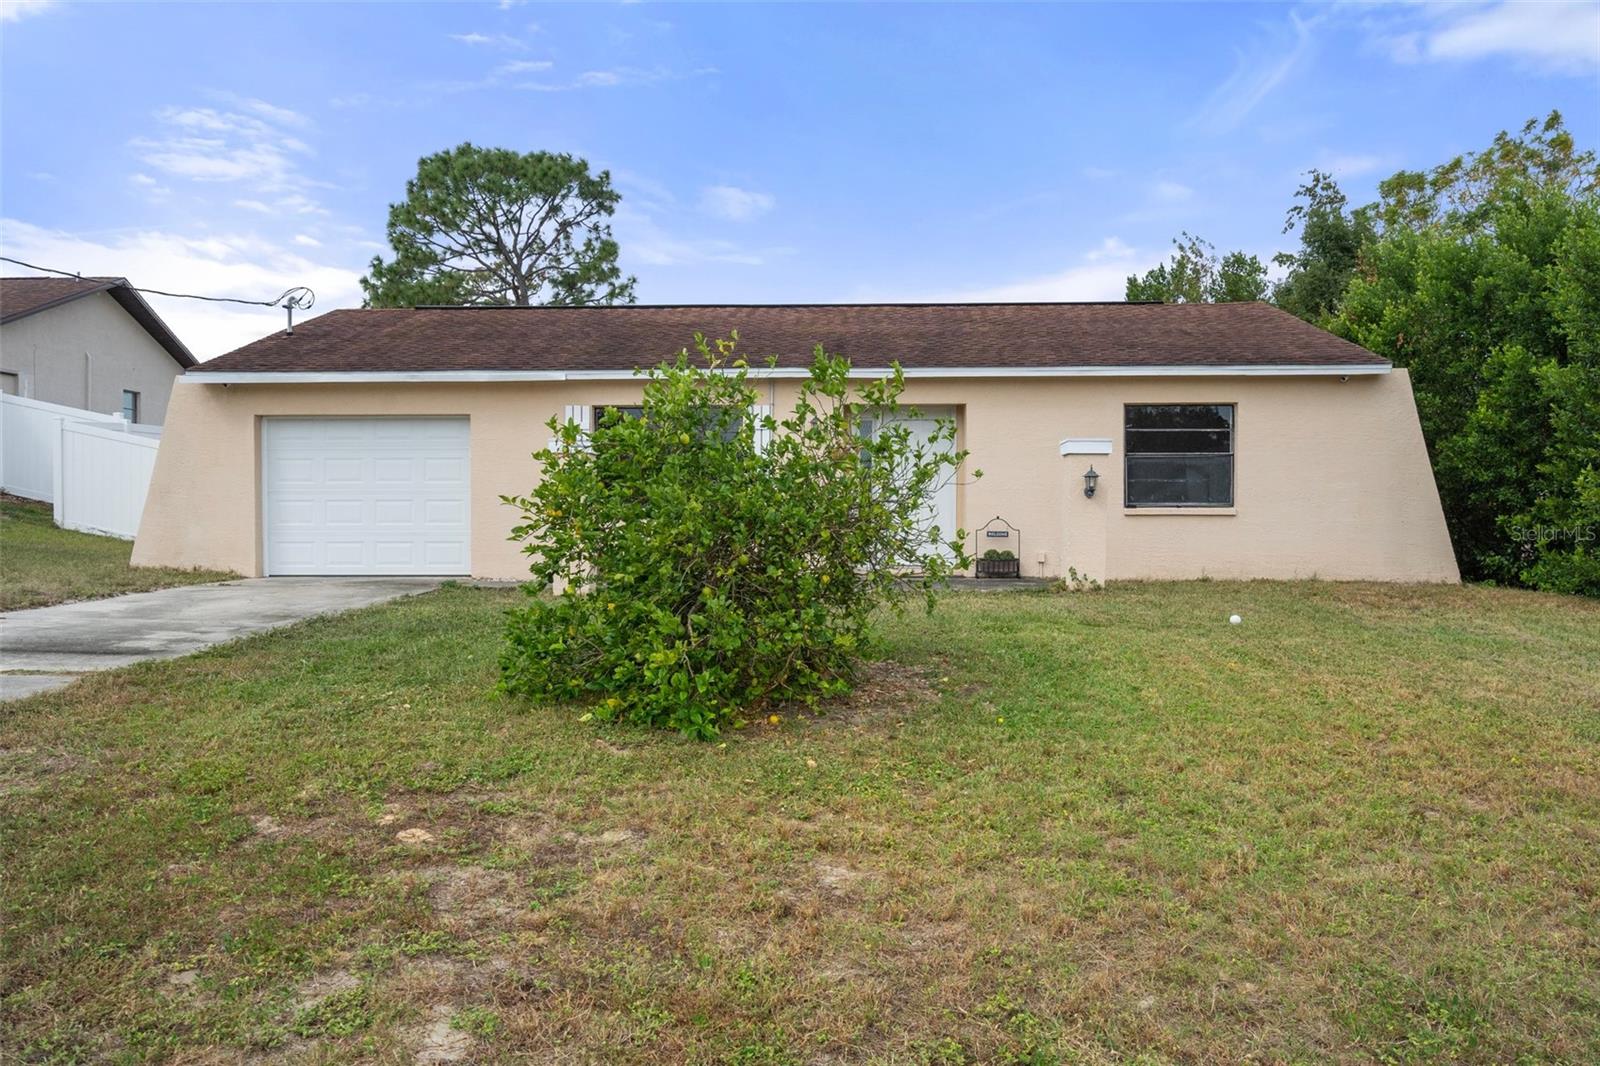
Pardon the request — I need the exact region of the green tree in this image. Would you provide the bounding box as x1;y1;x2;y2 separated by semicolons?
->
361;143;637;308
1334;183;1600;593
1126;232;1268;303
499;335;973;738
1373;110;1599;235
1272;169;1375;322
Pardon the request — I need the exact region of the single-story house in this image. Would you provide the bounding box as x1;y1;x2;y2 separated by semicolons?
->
131;302;1459;584
0;275;197;423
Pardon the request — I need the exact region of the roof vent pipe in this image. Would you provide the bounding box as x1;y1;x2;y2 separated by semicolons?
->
279;286;315;335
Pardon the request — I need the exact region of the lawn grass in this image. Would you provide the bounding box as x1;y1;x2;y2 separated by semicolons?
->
1;581;1597;1063
0;495;237;611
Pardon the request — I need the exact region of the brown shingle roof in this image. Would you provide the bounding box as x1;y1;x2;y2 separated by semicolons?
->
0;275;121;320
192;301;1385;374
0;276;197;367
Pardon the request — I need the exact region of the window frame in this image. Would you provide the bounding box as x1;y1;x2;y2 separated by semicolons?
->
1122;402;1235;509
121;389;141;424
592;403;744;443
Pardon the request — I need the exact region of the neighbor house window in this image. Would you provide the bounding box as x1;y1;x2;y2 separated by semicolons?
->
0;371;18;396
122;389;140;423
1124;404;1234;507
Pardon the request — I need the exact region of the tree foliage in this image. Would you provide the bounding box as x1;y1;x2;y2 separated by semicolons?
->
1372;110;1600;235
1333;176;1600;593
361;143;636;308
1125;232;1268;303
1273;169;1375;323
1139;112;1598;594
499;336;972;738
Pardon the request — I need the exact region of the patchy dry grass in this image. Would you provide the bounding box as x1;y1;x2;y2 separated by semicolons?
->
0;495;235;611
1;581;1597;1064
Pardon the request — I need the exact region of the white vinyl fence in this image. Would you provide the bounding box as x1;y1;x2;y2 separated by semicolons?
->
0;393;162;539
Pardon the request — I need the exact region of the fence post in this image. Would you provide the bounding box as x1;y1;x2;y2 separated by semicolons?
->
52;415;66;527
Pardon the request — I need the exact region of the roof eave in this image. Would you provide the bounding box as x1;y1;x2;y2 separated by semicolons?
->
104;286;197;368
182;363;1393;384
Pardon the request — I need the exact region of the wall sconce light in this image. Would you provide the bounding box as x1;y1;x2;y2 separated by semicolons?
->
1083;465;1099;498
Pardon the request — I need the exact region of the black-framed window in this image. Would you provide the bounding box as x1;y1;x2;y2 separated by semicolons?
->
122;389;140;423
1124;404;1234;507
593;404;645;427
592;403;741;442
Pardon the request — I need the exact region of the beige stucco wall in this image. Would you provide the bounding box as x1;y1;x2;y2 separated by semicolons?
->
131;370;1459;584
0;292;182;423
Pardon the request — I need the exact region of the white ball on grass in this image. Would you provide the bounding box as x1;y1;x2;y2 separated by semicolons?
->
1229;614;1242;625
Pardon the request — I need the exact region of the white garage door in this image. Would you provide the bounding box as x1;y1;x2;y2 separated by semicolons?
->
262;417;470;576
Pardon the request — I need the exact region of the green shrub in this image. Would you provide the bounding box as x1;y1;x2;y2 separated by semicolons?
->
981;548;1016;561
499;335;971;738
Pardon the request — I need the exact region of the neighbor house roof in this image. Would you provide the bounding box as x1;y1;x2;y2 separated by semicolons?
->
189;301;1388;379
0;276;197;368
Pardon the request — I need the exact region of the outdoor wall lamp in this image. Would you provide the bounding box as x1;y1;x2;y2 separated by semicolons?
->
1083;466;1099;498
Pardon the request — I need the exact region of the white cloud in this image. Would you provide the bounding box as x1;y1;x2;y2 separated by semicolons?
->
496;59;553;75
911;237;1148;303
0;0;56;23
516;65;717;92
129;172;172;200
698;185;775;222
292;234;322;248
134;103;316;193
0;218;364;361
1424;1;1599;73
1150;180;1194;203
430;57;556;93
1318;152;1384;179
1364;1;1599;75
222;94;311;129
1190;10;1318;134
449;31;526;49
613;203;787;268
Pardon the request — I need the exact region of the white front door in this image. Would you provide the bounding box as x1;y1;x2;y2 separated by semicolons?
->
262;417;470;576
873;406;959;562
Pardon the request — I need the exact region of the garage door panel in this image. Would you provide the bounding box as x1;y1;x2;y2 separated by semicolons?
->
423;541;466;567
373;541;417;566
264;417;470;576
325;541;366;567
271;457;317;486
324;458;365;484
323;421;369;444
373;499;414;526
275;499;316;526
324;499;365;526
373;458;413;484
422;457;467;484
272;540;316;568
422;498;466;526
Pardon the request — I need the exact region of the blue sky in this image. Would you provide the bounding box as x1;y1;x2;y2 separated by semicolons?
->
2;1;1596;359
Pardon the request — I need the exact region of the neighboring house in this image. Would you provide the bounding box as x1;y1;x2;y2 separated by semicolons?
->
131;302;1459;583
0;276;196;423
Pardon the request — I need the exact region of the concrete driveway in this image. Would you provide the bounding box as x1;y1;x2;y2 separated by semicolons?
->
0;578;442;700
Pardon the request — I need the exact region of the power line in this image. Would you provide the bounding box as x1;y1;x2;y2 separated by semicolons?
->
0;255;314;311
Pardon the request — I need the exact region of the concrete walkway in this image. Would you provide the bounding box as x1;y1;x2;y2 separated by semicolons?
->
0;577;442;700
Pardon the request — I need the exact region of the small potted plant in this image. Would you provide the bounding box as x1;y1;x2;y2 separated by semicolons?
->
976;547;1021;579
